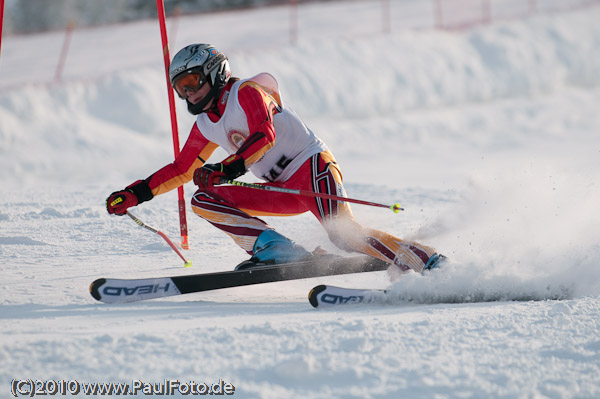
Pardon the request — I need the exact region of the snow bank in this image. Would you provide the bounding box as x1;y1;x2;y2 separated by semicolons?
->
2;8;599;186
255;9;600;118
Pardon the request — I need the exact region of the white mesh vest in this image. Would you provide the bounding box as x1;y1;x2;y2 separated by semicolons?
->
195;73;328;182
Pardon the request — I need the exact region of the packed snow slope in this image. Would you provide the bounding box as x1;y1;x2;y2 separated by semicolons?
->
1;3;600;399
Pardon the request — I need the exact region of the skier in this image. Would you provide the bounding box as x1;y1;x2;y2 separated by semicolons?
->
106;43;444;273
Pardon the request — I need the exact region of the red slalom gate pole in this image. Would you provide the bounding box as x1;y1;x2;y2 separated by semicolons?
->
54;21;74;83
156;0;189;250
222;180;404;213
0;0;5;58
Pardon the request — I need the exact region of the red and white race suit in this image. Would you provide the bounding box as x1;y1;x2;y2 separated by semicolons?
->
142;73;436;272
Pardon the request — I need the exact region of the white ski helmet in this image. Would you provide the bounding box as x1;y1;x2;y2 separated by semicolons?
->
169;43;231;115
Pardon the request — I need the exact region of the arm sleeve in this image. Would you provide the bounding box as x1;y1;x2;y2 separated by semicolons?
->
146;123;218;196
234;81;280;167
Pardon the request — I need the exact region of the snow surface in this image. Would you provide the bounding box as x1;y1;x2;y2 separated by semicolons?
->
1;2;600;398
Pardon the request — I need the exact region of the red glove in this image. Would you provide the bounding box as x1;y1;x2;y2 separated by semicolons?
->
193;163;226;190
106;190;138;215
106;180;153;215
193;154;246;190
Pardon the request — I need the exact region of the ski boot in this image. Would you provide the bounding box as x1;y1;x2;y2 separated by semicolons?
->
235;229;312;271
422;253;446;274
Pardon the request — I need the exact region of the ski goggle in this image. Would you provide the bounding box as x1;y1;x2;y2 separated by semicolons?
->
173;72;207;99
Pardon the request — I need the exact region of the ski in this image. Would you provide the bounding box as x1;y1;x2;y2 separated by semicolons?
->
90;256;389;304
308;284;387;308
308;283;577;308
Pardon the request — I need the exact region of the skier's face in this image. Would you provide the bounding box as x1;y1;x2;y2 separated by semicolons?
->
174;73;214;110
187;82;214;111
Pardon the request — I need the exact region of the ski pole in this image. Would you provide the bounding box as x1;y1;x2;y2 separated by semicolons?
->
126;211;192;268
220;179;404;213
